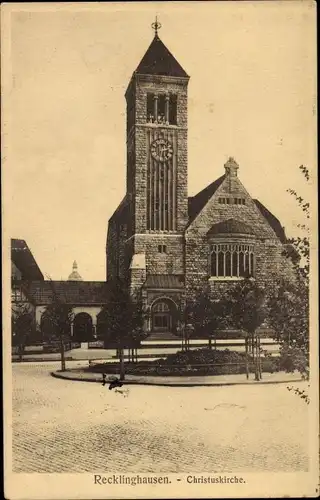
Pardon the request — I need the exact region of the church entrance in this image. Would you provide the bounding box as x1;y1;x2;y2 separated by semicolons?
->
151;299;177;334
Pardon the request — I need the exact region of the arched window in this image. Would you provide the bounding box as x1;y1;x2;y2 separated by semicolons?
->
239;251;245;277
250;252;254;276
153;302;170;313
244;252;250;275
210;243;255;279
211;251;217;276
151;299;176;332
225;251;231;276
218;252;224;277
232;251;238;277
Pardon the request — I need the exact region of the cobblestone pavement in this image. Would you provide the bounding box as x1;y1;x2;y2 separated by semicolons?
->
12;363;309;473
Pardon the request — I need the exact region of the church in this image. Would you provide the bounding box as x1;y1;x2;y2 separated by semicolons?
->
12;22;293;345
106;21;292;338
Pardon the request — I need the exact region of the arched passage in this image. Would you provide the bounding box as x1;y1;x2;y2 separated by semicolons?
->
151;298;178;334
73;313;93;342
96;311;108;341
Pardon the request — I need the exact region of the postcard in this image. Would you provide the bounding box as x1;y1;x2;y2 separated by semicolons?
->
2;1;318;499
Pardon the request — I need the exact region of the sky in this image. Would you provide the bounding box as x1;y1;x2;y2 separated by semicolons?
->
3;1;316;281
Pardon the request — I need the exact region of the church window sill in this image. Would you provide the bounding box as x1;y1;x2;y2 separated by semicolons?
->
144;123;178;129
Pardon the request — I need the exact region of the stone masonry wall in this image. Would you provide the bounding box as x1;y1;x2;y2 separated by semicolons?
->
133;234;185;275
107;220;130;281
185;173;293;299
118;223;128;281
131;75;189;234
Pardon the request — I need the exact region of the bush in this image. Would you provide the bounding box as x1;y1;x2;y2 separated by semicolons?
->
87;348;280;377
279;345;308;377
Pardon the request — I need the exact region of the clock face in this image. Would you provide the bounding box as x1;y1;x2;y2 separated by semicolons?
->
150;138;173;162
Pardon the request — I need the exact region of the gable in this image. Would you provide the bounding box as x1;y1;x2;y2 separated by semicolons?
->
186;174;283;241
188;175;225;225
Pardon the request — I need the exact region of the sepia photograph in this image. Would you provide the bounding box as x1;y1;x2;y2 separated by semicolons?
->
2;1;318;499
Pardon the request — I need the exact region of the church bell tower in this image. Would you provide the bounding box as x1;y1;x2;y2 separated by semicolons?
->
125;19;190;238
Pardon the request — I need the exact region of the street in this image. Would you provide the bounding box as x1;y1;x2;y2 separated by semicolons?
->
12;362;308;473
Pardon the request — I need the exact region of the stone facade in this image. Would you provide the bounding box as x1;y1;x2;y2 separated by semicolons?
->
106;32;293;337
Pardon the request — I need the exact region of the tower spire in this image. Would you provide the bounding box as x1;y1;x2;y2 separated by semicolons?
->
151;15;161;37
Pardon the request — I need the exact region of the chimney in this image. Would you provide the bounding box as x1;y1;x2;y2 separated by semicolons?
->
224;157;239;192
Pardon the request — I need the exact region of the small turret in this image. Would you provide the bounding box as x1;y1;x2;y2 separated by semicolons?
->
224;157;239;177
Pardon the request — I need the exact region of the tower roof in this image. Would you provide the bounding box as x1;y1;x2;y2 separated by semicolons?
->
68;260;83;281
135;34;189;78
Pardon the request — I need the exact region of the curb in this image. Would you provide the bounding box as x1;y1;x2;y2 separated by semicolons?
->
51;370;303;388
13;357;73;363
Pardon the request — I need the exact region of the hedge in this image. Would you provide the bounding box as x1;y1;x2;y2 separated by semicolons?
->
87;348;279;376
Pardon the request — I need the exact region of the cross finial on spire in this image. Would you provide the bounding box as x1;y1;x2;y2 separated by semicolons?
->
151;15;161;36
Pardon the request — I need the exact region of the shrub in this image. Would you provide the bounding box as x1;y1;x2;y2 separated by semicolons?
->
87;348;280;377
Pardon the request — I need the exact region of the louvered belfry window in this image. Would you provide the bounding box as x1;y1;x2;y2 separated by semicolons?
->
146;93;177;125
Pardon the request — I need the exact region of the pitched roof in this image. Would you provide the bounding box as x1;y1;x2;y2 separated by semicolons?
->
108;196;128;224
135;34;189;78
188;175;225;225
253;200;287;243
187;177;287;243
143;274;184;289
207;219;255;236
28;281;108;305
11;239;44;281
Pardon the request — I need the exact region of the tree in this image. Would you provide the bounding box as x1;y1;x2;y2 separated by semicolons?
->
268;279;309;377
98;280;146;379
269;165;310;377
181;288;226;350
42;280;74;372
221;278;267;380
12;302;35;362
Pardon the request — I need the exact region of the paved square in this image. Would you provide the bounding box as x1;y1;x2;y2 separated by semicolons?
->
12;363;308;473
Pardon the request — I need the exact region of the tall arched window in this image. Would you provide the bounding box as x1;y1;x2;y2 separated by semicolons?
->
218;251;224;277
244;252;250;275
225;251;231;276
250;252;254;275
210;243;255;279
239;251;245;277
211;250;217;277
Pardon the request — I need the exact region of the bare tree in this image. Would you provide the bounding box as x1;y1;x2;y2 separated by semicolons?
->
98;280;146;380
42;279;74;372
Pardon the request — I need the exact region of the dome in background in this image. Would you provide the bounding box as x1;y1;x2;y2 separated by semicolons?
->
68;261;83;281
